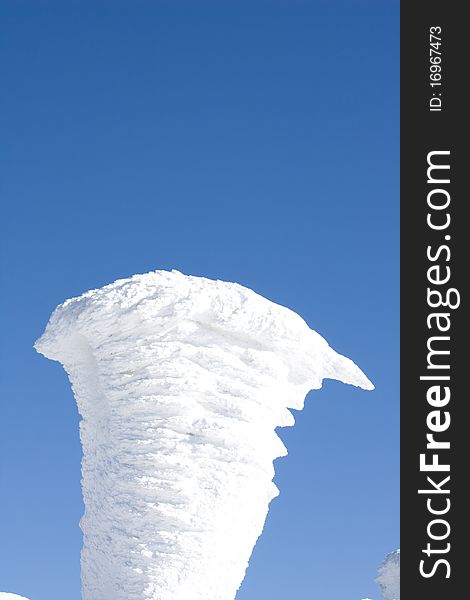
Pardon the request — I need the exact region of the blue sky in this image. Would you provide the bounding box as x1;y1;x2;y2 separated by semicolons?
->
0;1;399;599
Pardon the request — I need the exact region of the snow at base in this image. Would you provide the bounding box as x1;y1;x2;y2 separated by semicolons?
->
0;594;30;600
35;269;373;600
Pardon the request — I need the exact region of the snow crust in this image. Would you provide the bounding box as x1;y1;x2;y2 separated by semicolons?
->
35;269;373;600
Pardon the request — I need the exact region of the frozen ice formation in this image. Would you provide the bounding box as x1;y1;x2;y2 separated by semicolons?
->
0;594;30;600
376;550;400;600
362;549;400;600
35;270;373;600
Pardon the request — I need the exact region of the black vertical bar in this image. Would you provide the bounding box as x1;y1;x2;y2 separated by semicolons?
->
401;2;466;598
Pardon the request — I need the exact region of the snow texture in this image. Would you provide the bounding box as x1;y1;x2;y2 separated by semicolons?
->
0;594;30;600
35;270;373;600
376;550;400;600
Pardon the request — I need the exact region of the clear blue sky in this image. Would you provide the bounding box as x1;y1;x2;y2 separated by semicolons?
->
0;1;399;599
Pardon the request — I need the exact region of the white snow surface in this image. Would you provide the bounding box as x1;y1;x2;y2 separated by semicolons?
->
376;550;400;600
0;594;30;600
35;269;373;600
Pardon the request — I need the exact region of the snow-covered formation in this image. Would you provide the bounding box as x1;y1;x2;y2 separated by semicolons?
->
35;270;373;600
0;594;30;600
362;549;400;600
376;550;400;600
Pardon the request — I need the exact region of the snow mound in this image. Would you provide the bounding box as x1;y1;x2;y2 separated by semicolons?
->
376;550;400;600
0;594;30;600
35;269;373;600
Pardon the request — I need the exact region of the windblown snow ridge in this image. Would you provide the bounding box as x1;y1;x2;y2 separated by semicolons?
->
35;269;373;600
